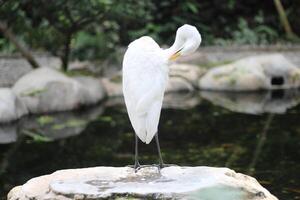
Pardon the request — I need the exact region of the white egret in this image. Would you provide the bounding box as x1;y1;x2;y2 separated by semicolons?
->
122;24;201;169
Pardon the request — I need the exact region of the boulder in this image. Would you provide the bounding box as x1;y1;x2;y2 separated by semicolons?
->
169;64;206;87
0;55;61;87
0;88;28;123
166;64;206;92
73;76;106;105
101;73;123;97
199;54;300;91
163;92;201;109
8;166;277;200
166;77;194;93
12;68;105;114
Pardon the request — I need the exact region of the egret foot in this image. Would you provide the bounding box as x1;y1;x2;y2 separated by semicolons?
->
128;164;159;172
157;163;178;170
127;160;141;171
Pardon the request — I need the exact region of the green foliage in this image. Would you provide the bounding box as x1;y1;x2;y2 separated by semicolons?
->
0;37;16;53
0;0;299;67
215;11;279;45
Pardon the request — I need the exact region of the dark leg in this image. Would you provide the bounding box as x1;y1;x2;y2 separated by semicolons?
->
134;134;140;169
155;132;177;169
155;132;164;168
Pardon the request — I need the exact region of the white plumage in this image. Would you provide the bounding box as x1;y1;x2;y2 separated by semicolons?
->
122;24;201;144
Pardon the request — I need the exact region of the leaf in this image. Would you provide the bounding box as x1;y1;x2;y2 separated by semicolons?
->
185;2;198;14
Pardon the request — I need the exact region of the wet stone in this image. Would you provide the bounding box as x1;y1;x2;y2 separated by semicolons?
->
7;166;278;200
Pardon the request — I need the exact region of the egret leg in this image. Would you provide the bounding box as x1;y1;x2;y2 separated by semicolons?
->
155;132;177;169
129;135;155;172
155;132;164;168
134;134;140;169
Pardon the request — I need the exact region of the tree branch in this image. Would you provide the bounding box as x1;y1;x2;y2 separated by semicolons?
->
0;20;40;69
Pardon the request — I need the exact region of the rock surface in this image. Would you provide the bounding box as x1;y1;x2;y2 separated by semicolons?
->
0;55;61;87
12;68;105;114
199;54;300;91
8;166;277;200
169;64;206;88
0;88;28;122
177;45;300;67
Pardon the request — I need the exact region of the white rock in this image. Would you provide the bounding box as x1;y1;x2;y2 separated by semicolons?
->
73;76;106;105
166;77;194;93
8;166;278;200
163;92;201;109
101;76;123;97
12;68;105;114
169;64;206;87
0;55;61;87
0;88;28;122
199;54;300;91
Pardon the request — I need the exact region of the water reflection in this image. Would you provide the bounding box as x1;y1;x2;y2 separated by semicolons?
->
201;89;300;114
0;124;18;144
0;90;299;199
0;104;104;144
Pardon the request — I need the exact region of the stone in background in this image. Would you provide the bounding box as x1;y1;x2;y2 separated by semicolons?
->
199;54;300;91
0;54;61;87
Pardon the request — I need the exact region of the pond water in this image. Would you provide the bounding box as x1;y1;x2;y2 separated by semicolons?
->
0;90;300;199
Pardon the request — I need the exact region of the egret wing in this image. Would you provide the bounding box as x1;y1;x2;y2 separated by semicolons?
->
123;44;167;143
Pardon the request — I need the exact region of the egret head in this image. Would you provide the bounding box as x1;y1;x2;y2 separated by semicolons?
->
169;24;201;61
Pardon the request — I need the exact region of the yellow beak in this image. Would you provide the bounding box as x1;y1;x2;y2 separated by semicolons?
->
169;51;181;61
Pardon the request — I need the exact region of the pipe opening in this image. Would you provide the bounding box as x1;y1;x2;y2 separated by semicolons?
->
271;76;284;85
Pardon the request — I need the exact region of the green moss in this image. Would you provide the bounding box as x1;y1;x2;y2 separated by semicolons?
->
201;60;233;69
228;77;237;86
98;116;113;122
213;73;226;79
291;72;300;83
64;69;96;77
20;88;46;97
110;75;122;83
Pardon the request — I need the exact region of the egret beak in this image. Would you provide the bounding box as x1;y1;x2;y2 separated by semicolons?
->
169;48;183;61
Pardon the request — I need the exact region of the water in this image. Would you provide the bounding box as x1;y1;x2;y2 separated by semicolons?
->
1;90;300;199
